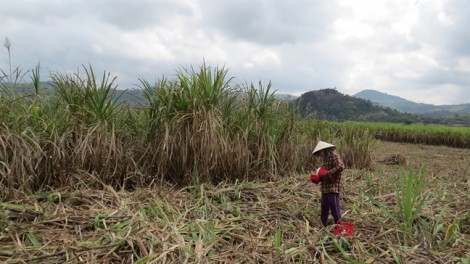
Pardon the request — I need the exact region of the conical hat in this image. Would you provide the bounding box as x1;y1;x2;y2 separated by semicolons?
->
312;141;335;154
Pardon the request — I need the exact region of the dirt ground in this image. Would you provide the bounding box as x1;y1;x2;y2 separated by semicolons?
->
371;141;470;178
368;141;470;210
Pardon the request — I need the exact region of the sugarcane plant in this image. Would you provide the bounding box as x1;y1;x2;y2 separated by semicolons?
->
396;167;429;237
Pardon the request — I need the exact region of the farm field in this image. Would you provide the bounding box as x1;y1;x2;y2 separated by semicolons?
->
1;140;469;263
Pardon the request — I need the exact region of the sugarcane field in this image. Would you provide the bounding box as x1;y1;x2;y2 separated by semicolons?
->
1;64;469;263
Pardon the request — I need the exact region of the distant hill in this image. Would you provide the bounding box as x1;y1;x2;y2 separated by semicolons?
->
274;93;298;100
354;89;470;117
295;88;421;123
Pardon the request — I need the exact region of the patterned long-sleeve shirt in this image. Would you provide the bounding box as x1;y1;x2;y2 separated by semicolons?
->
320;151;345;194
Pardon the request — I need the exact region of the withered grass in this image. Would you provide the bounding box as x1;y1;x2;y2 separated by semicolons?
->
0;141;469;263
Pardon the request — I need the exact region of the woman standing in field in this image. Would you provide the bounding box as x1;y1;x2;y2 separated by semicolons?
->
311;141;345;227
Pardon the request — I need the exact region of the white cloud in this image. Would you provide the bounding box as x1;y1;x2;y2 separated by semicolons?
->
405;84;465;105
0;0;469;105
334;19;374;40
457;57;470;72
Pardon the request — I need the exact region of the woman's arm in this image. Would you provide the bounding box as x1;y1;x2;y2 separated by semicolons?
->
321;152;344;183
328;152;345;176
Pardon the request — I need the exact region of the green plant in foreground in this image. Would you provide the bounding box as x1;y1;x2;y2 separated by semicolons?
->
416;207;462;250
27;230;41;247
366;166;429;241
364;170;373;190
396;167;428;236
332;236;352;261
274;225;283;255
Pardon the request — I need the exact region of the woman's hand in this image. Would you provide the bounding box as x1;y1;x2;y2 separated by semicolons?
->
320;174;330;184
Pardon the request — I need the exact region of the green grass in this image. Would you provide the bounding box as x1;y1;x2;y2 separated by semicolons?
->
396;167;428;237
336;121;470;148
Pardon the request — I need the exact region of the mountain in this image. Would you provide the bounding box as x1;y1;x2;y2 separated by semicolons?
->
296;88;421;123
353;89;470;117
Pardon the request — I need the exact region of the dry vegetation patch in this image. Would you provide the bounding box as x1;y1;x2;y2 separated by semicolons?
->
0;141;469;263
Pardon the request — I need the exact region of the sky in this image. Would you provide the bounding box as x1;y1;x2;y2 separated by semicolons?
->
1;0;469;105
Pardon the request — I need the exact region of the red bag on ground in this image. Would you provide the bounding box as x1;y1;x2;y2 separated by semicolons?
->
333;222;355;237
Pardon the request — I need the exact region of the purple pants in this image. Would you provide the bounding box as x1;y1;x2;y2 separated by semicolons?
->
321;192;342;226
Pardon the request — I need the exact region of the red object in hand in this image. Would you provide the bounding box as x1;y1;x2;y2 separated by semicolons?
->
316;167;329;177
310;174;320;184
333;222;355;237
311;167;328;184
